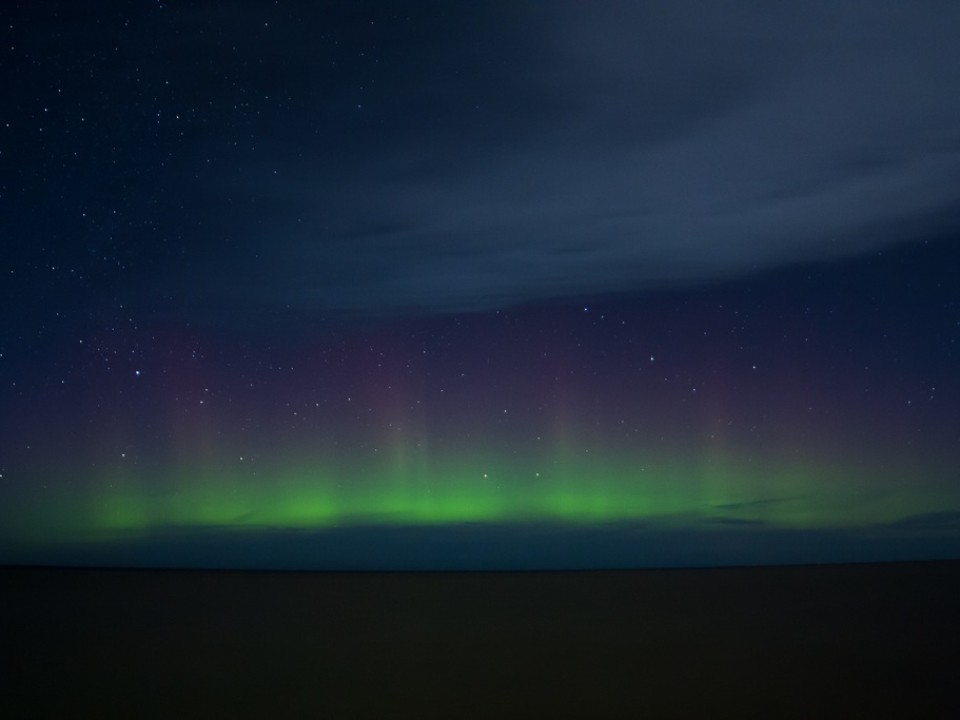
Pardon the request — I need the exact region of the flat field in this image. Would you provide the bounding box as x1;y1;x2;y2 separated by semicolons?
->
3;561;958;718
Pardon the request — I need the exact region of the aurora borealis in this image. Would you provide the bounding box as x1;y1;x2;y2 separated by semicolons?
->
4;245;959;568
3;1;960;569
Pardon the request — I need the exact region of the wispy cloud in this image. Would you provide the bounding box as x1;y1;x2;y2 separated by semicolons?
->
150;1;960;316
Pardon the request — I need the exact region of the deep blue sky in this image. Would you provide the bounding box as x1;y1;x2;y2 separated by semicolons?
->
2;2;959;569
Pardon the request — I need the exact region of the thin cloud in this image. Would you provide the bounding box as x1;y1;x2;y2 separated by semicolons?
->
112;2;960;317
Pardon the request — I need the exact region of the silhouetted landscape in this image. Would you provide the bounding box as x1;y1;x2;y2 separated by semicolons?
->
4;561;959;718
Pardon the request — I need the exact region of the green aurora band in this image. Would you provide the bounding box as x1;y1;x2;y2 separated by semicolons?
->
3;446;956;548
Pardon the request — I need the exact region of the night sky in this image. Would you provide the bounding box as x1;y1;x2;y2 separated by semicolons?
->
2;1;959;569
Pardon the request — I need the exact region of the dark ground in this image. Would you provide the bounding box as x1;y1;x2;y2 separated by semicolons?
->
2;561;959;718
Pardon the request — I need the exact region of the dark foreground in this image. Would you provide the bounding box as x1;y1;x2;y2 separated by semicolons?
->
3;561;959;718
